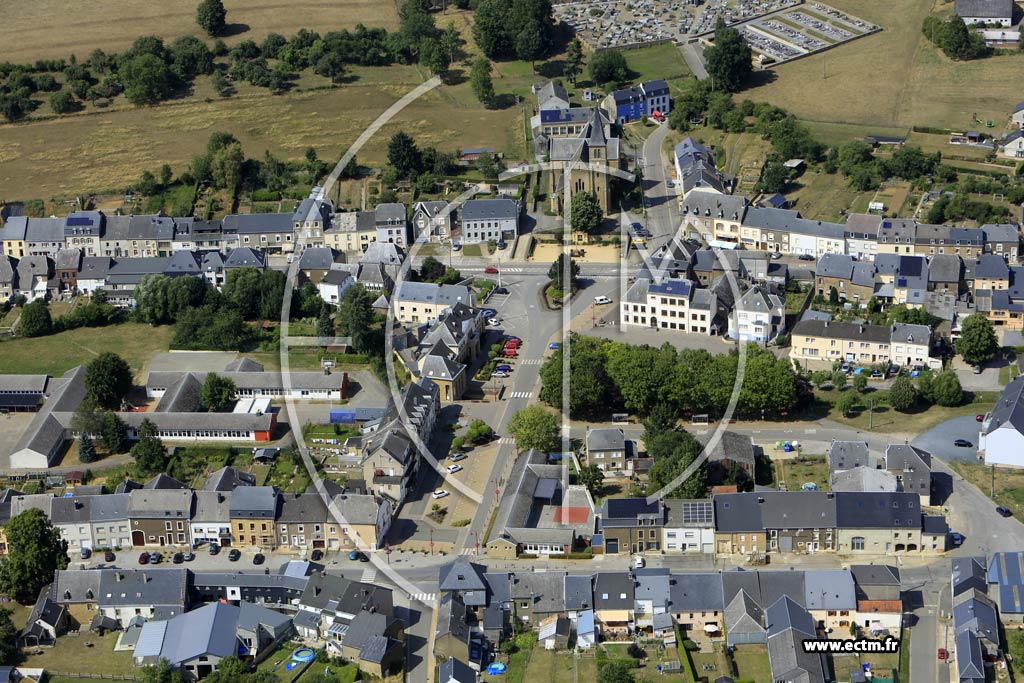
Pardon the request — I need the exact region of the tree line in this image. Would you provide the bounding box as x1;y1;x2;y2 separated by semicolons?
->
922;15;987;61
538;334;807;420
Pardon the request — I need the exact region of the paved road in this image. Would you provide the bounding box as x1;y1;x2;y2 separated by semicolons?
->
679;42;709;80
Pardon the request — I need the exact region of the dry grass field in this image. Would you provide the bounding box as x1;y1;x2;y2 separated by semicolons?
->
747;0;1024;132
3;0;400;64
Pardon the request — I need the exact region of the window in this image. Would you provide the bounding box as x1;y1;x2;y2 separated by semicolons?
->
852;537;865;551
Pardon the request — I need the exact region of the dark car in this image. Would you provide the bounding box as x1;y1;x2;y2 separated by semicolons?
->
80;547;92;560
358;552;370;562
172;552;184;564
183;552;195;562
310;549;324;561
951;532;965;546
494;287;509;295
138;552;149;565
997;506;1013;518
208;543;220;555
148;552;162;565
104;551;116;563
253;553;266;565
954;439;973;448
228;549;241;561
798;254;815;261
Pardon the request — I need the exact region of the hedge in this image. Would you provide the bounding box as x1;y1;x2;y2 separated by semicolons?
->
251;189;281;201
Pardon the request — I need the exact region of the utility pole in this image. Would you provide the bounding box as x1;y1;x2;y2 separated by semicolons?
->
868;397;874;431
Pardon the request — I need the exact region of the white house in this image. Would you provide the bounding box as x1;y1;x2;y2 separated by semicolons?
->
729;285;785;344
889;322;939;369
459;198;519;244
412;201;453;241
999;130;1024;159
981;376;1024;467
1012;101;1024;128
954;0;1013;26
317;266;356;305
662;499;715;553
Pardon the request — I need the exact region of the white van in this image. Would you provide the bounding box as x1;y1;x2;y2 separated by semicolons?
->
594;296;613;305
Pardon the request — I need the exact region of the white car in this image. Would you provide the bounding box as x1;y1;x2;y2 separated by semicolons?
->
594;296;613;305
492;371;510;378
450;453;467;462
432;489;450;499
633;556;646;568
487;318;501;326
446;465;463;474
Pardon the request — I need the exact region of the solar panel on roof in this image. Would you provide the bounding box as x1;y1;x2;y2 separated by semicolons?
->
66;216;94;226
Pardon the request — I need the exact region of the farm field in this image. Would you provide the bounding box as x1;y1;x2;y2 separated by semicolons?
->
2;0;400;64
0;323;174;377
747;0;1024;131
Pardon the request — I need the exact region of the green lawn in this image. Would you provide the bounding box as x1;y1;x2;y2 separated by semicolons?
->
806;388;999;434
949;460;1024;518
773;454;830;491
20;630;134;676
524;647;597;683
0;323;174;377
730;645;772;683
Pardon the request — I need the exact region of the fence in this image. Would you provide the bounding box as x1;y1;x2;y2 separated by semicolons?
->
50;674;139;681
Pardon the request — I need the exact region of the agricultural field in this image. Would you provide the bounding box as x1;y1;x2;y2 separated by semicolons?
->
748;0;1024;131
2;0;400;64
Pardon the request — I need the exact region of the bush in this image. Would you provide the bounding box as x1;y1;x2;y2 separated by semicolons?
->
250;188;280;201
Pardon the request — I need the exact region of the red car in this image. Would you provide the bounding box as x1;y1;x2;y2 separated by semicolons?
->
503;349;518;358
485;266;499;274
938;648;948;661
976;414;985;422
504;338;521;347
138;552;150;565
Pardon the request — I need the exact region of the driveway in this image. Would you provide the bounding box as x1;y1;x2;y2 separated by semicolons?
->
949;356;1004;392
912;415;985;463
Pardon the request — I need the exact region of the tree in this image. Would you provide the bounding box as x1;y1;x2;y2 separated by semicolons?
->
472;0;513;58
170;35;214;80
387;131;422;179
705;19;753;92
933;369;963;407
196;0;228;36
17;300;53;337
470;58;495;106
78;434;98;464
810;370;832;387
547;254;580;292
314;52;347;83
0;508;69;603
956;313;999;366
888;376;917;412
508;405;560;453
336;284;375;353
210;142;244;192
200;373;237;412
49;90;79;114
598;660;636;683
828;286;840;305
420;256;446;282
316;303;334;339
223;267;263;319
420;39;450;77
440;22;465;66
757;158;789;194
515;19;546;71
563;38;584;85
648;429;707;497
578;463;604;495
120;54;177;105
86;352;132;408
466;419;494;444
132;419;169;476
138;660;187;683
832;370;847;390
570;191;603;233
852;372;868;393
835;390;859;417
71;395;105;437
589;50;629;85
642;402;677;439
0;608;17;665
101;411;129;453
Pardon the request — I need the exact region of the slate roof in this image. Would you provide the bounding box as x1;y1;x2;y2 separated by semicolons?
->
98;568;188;608
594;572;634;610
460;198;519;222
831;468;899;493
229;486;278;518
439;560;488;592
714;494;763;532
790;319;892;344
828;441;871;473
204;466;257;492
987;552;1024;614
885;444;932;498
803;570;856;610
984;375;1024;436
955;0;1013;19
670;573;724;611
587;427;625;452
222;213;292;233
564;575;593;611
834;492;919;529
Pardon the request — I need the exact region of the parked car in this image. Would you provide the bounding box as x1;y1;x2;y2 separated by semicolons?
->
951;532;964;546
494;287;509;295
938;648;948;661
631;222;643;231
491;371;510;378
973;364;983;374
148;552;162;564
358;552;370;562
172;552;184;564
870;370;884;379
495;364;512;372
228;549;241;561
976;414;986;422
349;549;361;561
451;453;468;462
594;296;613;305
633;556;646;568
183;552;195;562
487;318;501;327
452;242;462;251
503;349;518;358
433;489;450;499
503;340;520;349
770;252;782;260
80;547;92;560
954;439;973;448
138;552;149;565
253;553;265;565
548;342;560;350
447;464;463;474
208;543;220;555
482;309;498;318
104;551;116;563
997;506;1013;517
497;240;507;251
798;254;815;261
310;549;324;561
840;363;852;374
484;266;499;274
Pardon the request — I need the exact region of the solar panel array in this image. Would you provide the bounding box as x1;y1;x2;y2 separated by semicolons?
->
681;501;713;525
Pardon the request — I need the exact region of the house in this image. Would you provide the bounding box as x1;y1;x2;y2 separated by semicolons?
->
204;466;256;493
316;268;357;306
439;657;477;683
728;285;785;343
714;494;767;556
95;568;189;626
620;277;727;335
981;223;1020;261
374;203;408;247
127;489;193;548
889;323;937;369
955;0;1013;26
1000;130;1024;159
662;499;715;553
602;80;671;124
789;320;902;370
296;247;344;285
705;431;757;486
765;597;828;683
814;253;876;303
324;493;391;551
828;440;872;475
600;498;664;554
831;468;899;493
537;615;571;649
459;198;519;245
132;601;293;679
671;572;725;638
15;255;55;301
681;190;747;244
412;201;453;241
1013;101;1024;128
325;211;377;254
222;213;294;253
884;444;933;505
229;486;279;549
392;282;473;324
18;595;68;646
189;491;233;549
980;375;1024;467
987;552;1024;622
675;138;730;196
334;609;404;677
293;194;333;245
89;493;133;550
593;572;634;634
0;255;17;301
536;81;570;111
586;427;629;472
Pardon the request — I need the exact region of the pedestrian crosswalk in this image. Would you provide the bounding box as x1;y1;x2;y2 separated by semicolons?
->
520;358;544;365
360;568;377;583
498;436;516;444
504;267;524;273
509;391;533;399
410;592;436;604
